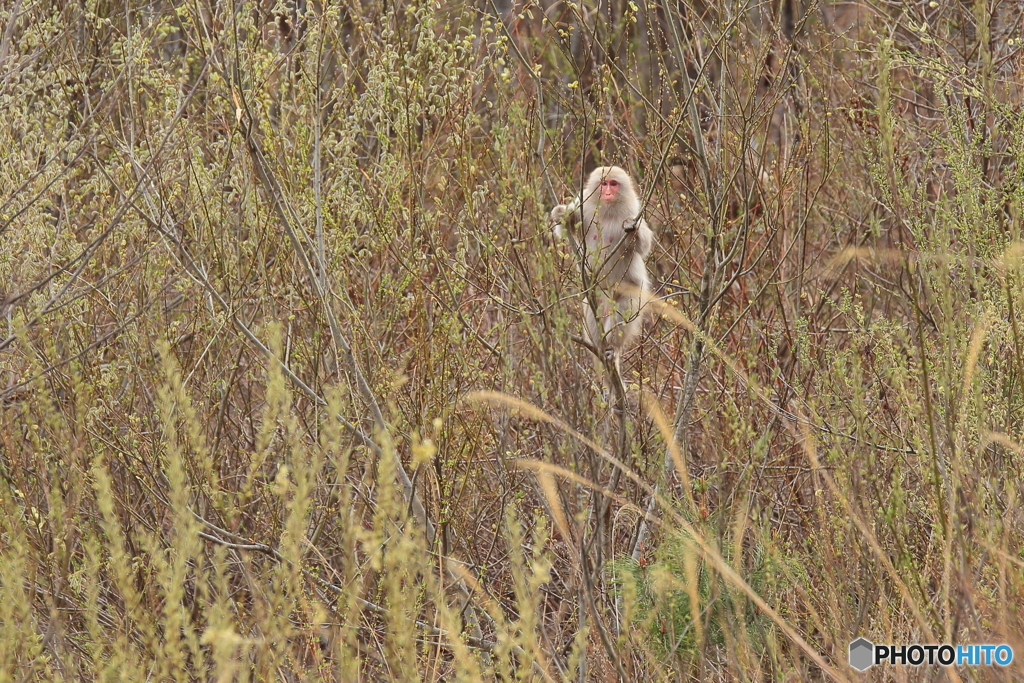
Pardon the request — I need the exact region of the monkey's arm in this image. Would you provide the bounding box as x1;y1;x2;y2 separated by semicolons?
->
621;217;654;260
632;218;653;259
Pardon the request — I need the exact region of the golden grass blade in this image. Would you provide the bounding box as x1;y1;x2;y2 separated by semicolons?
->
794;420;963;683
981;431;1024;455
534;467;573;548
632;294;957;681
466;391;849;681
641;388;697;515
961;309;993;401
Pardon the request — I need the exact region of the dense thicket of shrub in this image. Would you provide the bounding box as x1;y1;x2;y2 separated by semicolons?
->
2;0;1024;679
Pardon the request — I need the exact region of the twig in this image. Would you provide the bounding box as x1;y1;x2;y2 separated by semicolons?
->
196;522;498;651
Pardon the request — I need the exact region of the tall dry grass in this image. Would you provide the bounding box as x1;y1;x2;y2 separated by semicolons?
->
2;0;1024;680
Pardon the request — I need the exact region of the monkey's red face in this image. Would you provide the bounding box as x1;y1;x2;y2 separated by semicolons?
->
600;178;620;203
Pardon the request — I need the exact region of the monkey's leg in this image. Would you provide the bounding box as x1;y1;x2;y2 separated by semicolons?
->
582;300;601;350
579;297;619;567
591;295;633;564
603;293;643;356
579;300;612;401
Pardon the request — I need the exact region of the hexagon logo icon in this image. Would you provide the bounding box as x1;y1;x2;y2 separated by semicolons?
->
849;637;874;672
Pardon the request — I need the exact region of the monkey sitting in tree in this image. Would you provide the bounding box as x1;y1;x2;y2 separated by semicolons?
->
550;166;654;377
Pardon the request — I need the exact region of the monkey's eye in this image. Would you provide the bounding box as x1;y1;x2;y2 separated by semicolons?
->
603;180;619;188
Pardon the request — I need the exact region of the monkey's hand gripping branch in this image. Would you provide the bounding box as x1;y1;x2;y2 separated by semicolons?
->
550;195;581;240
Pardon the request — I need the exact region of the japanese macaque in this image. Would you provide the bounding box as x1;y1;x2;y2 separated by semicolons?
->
550;166;653;374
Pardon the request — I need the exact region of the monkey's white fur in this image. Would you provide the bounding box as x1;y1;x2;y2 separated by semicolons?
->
550;166;653;365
